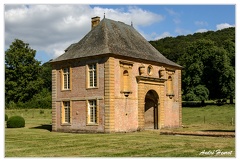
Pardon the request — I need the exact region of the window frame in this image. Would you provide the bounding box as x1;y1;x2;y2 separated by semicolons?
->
86;63;98;89
61;101;72;125
87;100;98;125
61;67;72;91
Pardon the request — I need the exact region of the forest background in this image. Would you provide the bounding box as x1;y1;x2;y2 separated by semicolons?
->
5;27;235;108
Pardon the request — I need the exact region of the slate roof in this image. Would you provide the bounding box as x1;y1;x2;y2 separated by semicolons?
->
52;18;181;68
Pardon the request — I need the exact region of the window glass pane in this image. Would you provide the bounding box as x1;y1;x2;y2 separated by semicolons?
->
67;73;70;89
89;71;93;87
63;68;70;89
93;71;97;87
89;64;97;87
90;106;94;122
64;74;67;89
63;101;70;123
89;100;97;123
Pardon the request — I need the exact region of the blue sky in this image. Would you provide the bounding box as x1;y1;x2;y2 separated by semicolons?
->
97;5;235;36
4;4;236;64
91;5;235;36
1;1;240;157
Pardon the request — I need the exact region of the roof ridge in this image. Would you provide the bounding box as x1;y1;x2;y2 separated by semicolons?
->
102;19;110;54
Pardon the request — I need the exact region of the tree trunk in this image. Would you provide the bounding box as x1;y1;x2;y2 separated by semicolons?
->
230;96;234;104
201;100;205;107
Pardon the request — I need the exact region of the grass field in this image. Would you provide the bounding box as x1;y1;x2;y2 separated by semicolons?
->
4;105;235;157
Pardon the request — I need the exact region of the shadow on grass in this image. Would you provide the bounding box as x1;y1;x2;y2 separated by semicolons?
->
30;124;52;132
201;130;235;132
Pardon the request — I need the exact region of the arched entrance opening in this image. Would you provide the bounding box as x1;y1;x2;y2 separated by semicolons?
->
144;90;159;129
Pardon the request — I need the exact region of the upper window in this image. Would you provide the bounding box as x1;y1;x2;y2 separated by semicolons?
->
63;67;70;90
88;64;97;88
88;100;97;124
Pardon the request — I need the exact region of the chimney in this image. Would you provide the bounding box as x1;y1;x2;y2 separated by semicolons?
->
91;16;100;29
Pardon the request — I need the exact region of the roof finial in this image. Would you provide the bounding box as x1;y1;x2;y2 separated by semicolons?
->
104;13;105;19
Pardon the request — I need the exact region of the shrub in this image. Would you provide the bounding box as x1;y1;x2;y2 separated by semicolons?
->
7;101;17;109
216;99;227;106
5;114;8;121
7;116;25;128
182;101;202;107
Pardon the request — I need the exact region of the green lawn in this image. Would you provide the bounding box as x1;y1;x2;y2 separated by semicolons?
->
180;104;235;132
5;105;235;157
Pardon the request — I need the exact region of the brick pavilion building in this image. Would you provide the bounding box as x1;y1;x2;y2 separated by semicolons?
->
51;16;182;133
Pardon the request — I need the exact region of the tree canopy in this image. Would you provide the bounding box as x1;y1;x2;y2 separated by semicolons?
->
5;39;43;103
150;27;235;103
5;39;52;108
5;27;235;108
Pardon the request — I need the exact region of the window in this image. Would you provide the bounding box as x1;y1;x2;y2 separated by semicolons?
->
88;64;97;88
62;68;70;90
88;100;97;124
62;101;71;124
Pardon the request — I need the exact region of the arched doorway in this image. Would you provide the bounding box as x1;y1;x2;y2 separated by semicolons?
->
144;90;159;129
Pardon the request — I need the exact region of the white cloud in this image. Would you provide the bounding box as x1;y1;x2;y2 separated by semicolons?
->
136;28;171;41
175;27;192;35
92;6;164;27
216;23;235;30
165;8;180;17
195;29;208;33
195;21;208;26
173;18;181;24
165;8;181;24
5;4;164;60
5;5;92;58
154;32;171;40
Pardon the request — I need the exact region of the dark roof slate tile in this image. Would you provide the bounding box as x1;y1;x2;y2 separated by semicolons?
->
52;18;181;68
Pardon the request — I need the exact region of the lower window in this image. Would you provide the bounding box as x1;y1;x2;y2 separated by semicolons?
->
62;101;71;124
88;100;97;124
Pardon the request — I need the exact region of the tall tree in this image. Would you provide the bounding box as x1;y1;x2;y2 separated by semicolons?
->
211;47;235;103
150;27;235;102
179;39;235;102
5;39;44;104
40;60;52;91
179;39;212;103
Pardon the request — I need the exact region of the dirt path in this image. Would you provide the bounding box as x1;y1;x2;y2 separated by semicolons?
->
160;130;235;138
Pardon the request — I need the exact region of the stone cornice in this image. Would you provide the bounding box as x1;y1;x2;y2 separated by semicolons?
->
136;76;167;85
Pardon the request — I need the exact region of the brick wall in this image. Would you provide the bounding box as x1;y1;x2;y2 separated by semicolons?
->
52;56;182;133
52;57;107;132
